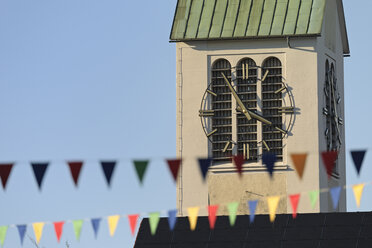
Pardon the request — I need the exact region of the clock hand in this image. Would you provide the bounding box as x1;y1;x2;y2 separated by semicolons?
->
221;73;287;135
221;72;252;121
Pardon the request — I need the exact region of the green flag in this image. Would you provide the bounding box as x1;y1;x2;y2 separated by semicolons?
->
149;212;160;235
309;190;319;209
0;226;8;247
73;220;83;241
227;202;239;226
133;160;149;185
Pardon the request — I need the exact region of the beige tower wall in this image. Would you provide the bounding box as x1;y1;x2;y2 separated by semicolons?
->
175;37;335;216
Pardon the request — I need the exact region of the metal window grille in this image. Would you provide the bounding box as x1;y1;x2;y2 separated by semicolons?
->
325;60;332;150
211;59;232;161
236;58;258;162
262;57;283;161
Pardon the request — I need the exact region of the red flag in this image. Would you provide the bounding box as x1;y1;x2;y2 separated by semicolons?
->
232;155;244;176
289;194;300;218
166;159;181;182
208;205;219;229
321;151;338;178
0;164;14;190
53;221;64;243
128;214;139;236
67;162;83;187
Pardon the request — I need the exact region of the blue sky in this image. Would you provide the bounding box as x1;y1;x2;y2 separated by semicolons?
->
0;0;371;247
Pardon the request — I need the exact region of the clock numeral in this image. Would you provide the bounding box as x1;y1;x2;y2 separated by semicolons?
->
262;70;269;82
222;141;231;153
274;86;286;94
199;110;215;117
323;107;329;116
243;143;250;159
262;140;270;151
337;96;341;104
207;129;218;137
278;107;294;114
206;90;218;97
275;126;287;134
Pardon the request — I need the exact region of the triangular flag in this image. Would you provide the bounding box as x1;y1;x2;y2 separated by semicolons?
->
232;155;244;176
330;186;342;210
166;159;182;182
198;158;212;181
0;164;14;190
91;218;101;239
128;214;139;236
308;190;319;209
321;151;338;178
53;221;64;243
187;207;200;231
248;200;258;224
289;194;301;218
267;196;280;222
149;212;160;236
31;163;49;190
351;150;367;175
67;161;83;187
16;225;26;245
290;154;307;179
133;160;149;185
227;202;239;226
0;226;8;247
353;184;365;208
72;220;83;241
167;210;178;231
100;161;116;187
262;153;277;177
108;215;120;237
32;222;45;244
208;205;219;229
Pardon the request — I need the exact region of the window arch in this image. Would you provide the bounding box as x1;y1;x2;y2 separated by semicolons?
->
261;57;283;161
236;58;258;161
211;59;232;160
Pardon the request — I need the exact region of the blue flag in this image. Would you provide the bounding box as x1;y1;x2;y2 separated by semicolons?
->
248;200;258;223
168;210;178;231
330;186;342;210
198;158;213;181
91;218;101;239
351;150;367;175
17;225;27;245
262;153;277;177
100;161;116;187
31;163;49;190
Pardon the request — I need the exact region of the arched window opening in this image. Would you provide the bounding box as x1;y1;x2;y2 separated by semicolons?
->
237;58;258;162
211;59;232;161
262;57;283;161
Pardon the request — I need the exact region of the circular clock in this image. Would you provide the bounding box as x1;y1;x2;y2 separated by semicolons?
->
199;58;294;163
323;60;343;152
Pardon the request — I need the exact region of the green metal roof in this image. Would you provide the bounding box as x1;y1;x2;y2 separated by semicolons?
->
170;0;326;41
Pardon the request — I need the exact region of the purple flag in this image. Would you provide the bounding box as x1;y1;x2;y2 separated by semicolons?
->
17;225;26;245
248;200;258;223
330;186;342;210
168;210;178;231
91;218;101;239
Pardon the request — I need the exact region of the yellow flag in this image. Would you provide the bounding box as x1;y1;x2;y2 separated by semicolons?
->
267;196;280;222
32;222;45;244
187;207;200;231
107;215;120;236
353;184;365;208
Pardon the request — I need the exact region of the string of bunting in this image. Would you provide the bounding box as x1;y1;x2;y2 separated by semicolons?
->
0;150;368;191
0;179;369;247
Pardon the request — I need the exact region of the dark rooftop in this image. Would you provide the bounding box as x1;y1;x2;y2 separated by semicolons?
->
134;212;372;248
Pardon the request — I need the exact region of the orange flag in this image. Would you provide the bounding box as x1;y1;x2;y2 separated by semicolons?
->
208;205;219;229
289;194;300;218
128;214;139;236
53;222;64;243
290;154;307;179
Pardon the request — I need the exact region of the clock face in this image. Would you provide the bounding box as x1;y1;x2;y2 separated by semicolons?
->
324;60;343;152
199;57;294;163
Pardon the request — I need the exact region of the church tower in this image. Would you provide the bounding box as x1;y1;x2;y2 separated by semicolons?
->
170;0;349;216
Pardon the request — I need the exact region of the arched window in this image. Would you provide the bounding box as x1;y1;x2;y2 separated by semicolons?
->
211;59;232;160
262;57;283;161
237;58;258;162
